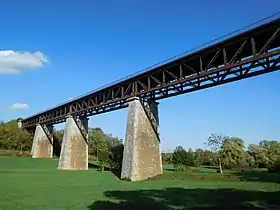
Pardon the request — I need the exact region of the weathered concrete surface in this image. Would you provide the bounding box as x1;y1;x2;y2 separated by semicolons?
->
58;115;88;170
17;120;22;129
31;124;53;158
121;97;163;181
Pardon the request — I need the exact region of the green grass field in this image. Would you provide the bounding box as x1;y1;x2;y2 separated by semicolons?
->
0;156;279;209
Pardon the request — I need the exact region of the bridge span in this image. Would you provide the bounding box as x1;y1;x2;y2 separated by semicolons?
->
20;15;280;181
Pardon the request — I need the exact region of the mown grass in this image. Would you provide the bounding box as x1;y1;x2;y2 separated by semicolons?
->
0;156;279;209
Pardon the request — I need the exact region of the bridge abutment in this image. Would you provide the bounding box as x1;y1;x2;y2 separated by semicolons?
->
31;124;53;158
121;97;163;181
58;115;88;170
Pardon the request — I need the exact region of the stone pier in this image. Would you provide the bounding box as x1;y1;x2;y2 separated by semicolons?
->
58;115;88;170
121;97;163;181
31;124;53;158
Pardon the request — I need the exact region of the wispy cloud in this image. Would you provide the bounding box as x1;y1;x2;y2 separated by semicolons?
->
0;50;50;74
9;103;30;110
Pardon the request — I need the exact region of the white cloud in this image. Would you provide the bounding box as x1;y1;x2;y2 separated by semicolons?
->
0;50;50;74
68;97;73;100
9;103;30;110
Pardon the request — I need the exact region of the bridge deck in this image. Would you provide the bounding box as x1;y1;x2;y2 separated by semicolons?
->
22;17;280;128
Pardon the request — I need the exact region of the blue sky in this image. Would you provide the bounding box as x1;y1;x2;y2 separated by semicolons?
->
1;1;280;151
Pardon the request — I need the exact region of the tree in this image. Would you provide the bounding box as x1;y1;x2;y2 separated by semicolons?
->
162;152;173;164
248;144;269;168
194;149;204;166
92;129;109;172
0;120;33;152
172;146;187;171
172;146;195;171
259;140;280;167
108;143;124;170
220;136;247;169
206;133;225;173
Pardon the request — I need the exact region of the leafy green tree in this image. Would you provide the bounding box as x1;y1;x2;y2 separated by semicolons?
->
248;144;269;168
172;146;187;171
108;143;124;170
172;146;195;171
259;140;280;167
206;133;225;173
162;152;173;164
92;129;109;172
221;136;247;169
194;149;204;166
0;120;33;152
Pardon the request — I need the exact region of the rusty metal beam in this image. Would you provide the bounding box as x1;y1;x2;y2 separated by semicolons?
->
21;18;280;128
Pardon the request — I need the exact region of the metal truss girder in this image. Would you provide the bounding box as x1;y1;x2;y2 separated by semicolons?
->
21;19;280;128
73;116;88;143
41;124;53;144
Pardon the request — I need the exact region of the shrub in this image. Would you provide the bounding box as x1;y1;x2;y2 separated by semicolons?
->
268;158;280;173
97;150;110;172
172;146;195;171
109;144;124;170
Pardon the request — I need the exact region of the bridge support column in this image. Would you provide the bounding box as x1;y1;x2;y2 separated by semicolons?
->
31;124;53;158
58;115;88;170
121;97;163;181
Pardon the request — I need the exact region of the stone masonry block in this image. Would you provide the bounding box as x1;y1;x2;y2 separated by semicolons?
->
121;97;163;181
58;115;88;170
31;124;53;158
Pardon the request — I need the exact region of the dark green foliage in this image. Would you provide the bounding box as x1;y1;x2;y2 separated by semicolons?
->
172;146;195;171
1;119;280;176
109;144;124;170
0;120;33;151
161;152;172;164
87;127;124;172
268;157;280;173
97;150;110;172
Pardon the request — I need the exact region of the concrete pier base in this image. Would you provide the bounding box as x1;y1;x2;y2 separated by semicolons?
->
121;97;163;181
31;124;53;158
58;115;88;170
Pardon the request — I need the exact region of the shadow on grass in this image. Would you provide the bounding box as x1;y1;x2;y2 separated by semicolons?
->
164;168;175;172
88;162;100;170
234;171;280;184
203;166;219;170
88;162;121;179
88;187;280;210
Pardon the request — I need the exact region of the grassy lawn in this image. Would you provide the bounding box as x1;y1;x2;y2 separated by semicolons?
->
0;156;279;209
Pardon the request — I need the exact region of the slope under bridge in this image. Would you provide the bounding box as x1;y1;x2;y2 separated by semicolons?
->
22;15;280;129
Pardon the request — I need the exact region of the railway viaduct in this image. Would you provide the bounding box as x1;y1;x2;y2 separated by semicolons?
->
20;16;280;181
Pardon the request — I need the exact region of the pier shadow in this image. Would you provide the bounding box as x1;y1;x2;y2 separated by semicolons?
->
234;171;280;184
88;187;280;210
88;162;121;179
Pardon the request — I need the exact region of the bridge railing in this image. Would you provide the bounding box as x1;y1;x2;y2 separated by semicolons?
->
24;11;280;119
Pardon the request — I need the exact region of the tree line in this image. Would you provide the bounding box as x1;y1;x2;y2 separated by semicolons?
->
0;120;280;173
0;120;124;172
166;133;280;173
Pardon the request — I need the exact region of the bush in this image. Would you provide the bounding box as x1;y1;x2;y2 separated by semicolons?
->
268;158;280;173
97;150;110;172
162;153;172;164
109;144;124;170
172;146;195;171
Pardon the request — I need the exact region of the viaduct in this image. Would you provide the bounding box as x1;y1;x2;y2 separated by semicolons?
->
20;16;280;181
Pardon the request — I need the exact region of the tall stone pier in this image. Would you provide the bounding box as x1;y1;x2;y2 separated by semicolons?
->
58;115;88;170
31;124;53;158
121;97;163;181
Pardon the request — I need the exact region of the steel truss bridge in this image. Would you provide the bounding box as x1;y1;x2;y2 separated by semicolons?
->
21;16;280;128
